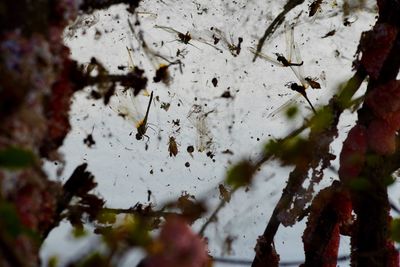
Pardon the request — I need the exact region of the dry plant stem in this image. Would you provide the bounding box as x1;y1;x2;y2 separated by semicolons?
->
79;0;141;12
198;188;238;236
102;207;176;218
42;164;93;239
198;200;226;236
252;0;305;62
251;68;367;267
213;250;354;266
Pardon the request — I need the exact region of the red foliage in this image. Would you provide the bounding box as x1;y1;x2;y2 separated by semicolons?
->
41;54;75;158
339;125;367;182
253;236;280;267
358;23;398;79
141;217;210;267
0;2;82;266
364;80;400;155
302;183;352;266
14;185;42;229
386;240;400;267
366;80;400;124
367;119;397;155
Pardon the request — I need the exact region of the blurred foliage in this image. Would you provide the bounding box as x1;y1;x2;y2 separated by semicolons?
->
348;177;371;191
285;105;299;119
226;160;254;189
72;226;88;239
47;256;59;267
0;201;23;237
390;218;400;243
309;106;334;133
0;146;35;169
265;136;310;166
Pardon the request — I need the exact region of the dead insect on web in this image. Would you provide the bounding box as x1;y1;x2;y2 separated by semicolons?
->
83;126;96;148
128;21;181;86
248;23;304;68
168;136;179;157
285;82;316;114
110;89;155;150
152;56;183;85
220;91;232;98
172;119;180;127
257;23;320;117
83;134;96;148
309;0;322;17
218;184;231;203
304;77;321;89
135;91;154;141
155;25;222;52
153;64;170;84
276;53;303;66
160;101;171;111
248;48;303;67
321;29;336;39
187;104;214;152
210;27;243;56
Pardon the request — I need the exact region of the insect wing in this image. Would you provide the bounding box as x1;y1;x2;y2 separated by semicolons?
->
126;47;135;71
248;48;284;66
285;22;295;64
187;104;213;152
305;77;321;89
284;23;308;88
292;41;308;87
190;31;223;52
154;25;181;35
136;11;158;19
268;94;302;118
110;88;145;129
210;28;237;55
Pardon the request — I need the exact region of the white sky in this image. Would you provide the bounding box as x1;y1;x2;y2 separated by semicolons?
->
40;1;392;266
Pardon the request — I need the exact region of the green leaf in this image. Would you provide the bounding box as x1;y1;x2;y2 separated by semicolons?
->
0;202;23;237
348;177;370;191
97;210;116;224
79;252;106;267
264;139;280;156
226;160;254;189
72;226;87;238
0;146;35;169
384;175;396;187
285;105;298;119
310;106;333;132
391;218;400;242
48;256;59;267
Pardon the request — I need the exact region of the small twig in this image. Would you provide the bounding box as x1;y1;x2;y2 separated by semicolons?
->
42;163;93;240
101;207;176;218
212;253;352;266
198;190;235;236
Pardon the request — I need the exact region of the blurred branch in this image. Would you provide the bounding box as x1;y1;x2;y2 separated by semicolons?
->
252;0;304;62
251;68;367;266
79;0;141;13
42;163;96;239
198;187;237;236
213;253;352;266
102;206;177;218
